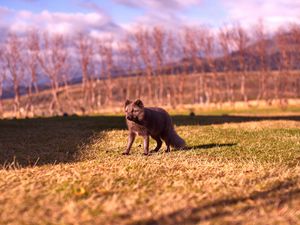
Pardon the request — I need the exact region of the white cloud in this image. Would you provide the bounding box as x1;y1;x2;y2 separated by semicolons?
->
113;0;201;11
0;8;120;37
113;0;210;35
2;0;299;40
222;0;300;30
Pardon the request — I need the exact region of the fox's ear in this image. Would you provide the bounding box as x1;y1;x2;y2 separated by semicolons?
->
125;100;132;108
134;99;144;108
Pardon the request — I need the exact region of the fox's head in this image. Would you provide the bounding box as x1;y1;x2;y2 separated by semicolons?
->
124;99;145;123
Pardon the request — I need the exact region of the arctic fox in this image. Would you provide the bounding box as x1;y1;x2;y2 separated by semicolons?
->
123;99;186;155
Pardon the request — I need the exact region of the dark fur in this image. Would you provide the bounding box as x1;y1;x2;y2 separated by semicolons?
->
123;99;186;155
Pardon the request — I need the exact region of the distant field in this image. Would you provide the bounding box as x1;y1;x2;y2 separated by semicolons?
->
2;70;300;118
0;110;300;224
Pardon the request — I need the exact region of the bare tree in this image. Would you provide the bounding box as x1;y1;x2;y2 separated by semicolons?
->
76;32;94;112
0;48;6;117
122;34;139;99
38;32;68;115
219;26;235;104
152;26;166;104
231;24;250;103
177;27;194;105
183;27;200;104
4;33;25;117
289;24;300;98
165;30;180;106
253;21;270;104
27;29;40;94
134;28;153;103
276;28;289;106
276;26;296;106
202;28;217;104
0;72;4;118
98;38;114;107
24;29;41;116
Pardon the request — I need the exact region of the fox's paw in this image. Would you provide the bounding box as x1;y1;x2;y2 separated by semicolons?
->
149;149;159;153
122;152;130;155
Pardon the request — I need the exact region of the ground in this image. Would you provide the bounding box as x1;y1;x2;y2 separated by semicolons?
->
0;108;300;224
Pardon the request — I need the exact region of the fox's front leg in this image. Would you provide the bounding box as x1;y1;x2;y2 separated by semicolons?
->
123;132;136;155
143;135;149;155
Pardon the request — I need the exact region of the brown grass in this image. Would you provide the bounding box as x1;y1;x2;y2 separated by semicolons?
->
0;114;300;224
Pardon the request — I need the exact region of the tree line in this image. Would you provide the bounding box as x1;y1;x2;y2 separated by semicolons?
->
0;22;300;117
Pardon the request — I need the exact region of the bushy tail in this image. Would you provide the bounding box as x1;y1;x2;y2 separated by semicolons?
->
169;129;186;149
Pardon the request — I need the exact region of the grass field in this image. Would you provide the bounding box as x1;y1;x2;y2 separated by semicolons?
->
1;110;300;224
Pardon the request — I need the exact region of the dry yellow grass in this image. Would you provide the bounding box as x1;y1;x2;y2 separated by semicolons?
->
0;115;300;224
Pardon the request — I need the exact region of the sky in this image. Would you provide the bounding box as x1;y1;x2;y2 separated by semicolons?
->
0;0;299;37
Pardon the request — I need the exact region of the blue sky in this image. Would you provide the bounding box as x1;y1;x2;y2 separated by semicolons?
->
0;0;299;36
0;0;141;23
0;0;226;25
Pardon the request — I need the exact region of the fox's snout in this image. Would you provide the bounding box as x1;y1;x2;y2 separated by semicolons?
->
126;115;133;121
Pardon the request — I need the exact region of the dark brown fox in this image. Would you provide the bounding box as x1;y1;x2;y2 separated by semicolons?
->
123;99;186;155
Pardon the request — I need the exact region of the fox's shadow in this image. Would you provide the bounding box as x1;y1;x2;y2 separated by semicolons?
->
182;143;237;151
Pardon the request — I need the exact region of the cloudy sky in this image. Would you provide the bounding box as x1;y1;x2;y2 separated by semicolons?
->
0;0;299;37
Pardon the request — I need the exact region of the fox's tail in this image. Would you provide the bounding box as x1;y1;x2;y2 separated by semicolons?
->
169;129;186;149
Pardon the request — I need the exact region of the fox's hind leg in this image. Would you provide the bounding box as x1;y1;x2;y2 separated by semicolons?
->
162;136;171;153
165;142;170;153
150;136;162;153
